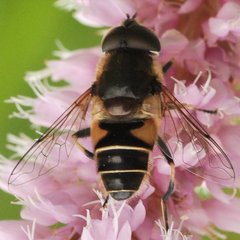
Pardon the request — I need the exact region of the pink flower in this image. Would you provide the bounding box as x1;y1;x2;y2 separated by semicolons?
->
0;220;51;240
203;198;240;234
208;2;240;38
1;0;240;239
56;0;135;27
80;200;146;240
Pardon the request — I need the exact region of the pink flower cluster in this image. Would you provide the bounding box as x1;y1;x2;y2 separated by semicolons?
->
1;0;240;239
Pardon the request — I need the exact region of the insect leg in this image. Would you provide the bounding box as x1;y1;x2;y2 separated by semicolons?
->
162;61;173;74
157;137;175;200
191;107;218;114
73;127;90;138
102;195;109;208
72;128;94;159
160;198;169;231
166;102;218;115
157;136;175;230
73;129;110;206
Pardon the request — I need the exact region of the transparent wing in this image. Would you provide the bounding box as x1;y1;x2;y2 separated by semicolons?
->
158;85;235;186
8;88;92;186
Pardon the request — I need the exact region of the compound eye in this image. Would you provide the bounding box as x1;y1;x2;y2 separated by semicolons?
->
102;19;160;53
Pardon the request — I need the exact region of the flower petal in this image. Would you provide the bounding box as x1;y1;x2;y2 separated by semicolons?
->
204;199;240;233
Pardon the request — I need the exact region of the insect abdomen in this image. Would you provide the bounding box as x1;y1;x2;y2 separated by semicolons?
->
97;148;149;200
93;119;156;200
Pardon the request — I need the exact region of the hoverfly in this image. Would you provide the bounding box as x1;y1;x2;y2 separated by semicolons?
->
8;15;235;222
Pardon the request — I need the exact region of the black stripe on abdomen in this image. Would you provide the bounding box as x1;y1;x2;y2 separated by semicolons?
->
101;172;145;200
97;149;148;171
95;119;152;149
97;148;149;200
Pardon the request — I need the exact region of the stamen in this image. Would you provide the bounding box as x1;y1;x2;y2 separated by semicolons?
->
55;0;79;11
54;40;72;59
25;69;51;99
111;199;126;236
156;215;191;240
201;69;212;94
5;96;34;119
193;71;203;85
74;209;92;226
21;219;36;240
6;133;32;157
171;76;187;96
